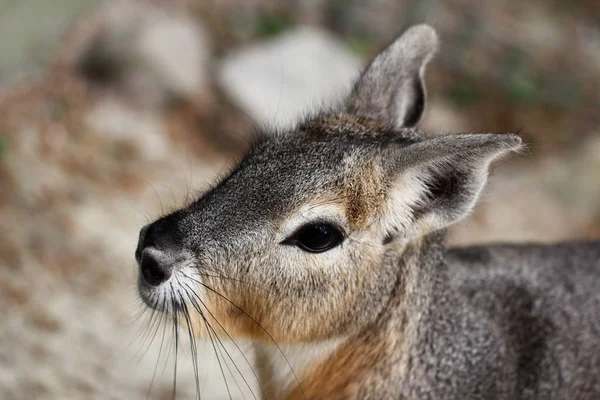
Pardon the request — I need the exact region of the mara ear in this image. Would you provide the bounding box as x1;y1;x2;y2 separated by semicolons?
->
347;24;438;129
377;133;522;239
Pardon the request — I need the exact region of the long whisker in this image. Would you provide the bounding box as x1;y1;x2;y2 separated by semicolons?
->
203;311;234;399
130;306;154;355
133;297;164;362
196;271;278;297
146;296;169;400
184;271;288;310
175;285;202;400
170;283;180;400
184;277;305;399
131;297;158;347
137;297;168;362
184;262;279;298
137;264;305;399
183;286;246;399
129;298;156;325
183;282;263;400
207;320;247;400
162;308;177;375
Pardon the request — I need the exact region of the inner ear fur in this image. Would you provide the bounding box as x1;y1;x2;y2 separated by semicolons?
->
377;133;523;238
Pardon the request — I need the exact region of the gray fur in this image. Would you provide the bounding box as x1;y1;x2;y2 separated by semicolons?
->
136;25;600;399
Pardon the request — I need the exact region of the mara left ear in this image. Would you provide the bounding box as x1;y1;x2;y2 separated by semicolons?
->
377;133;523;240
347;24;438;129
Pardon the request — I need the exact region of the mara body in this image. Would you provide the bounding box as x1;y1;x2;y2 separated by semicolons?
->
133;24;600;399
442;242;600;399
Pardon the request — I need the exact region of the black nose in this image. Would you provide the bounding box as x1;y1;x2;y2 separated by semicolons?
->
140;250;172;286
136;217;182;286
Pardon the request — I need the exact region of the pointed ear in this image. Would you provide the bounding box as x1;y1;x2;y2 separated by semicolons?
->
347;24;438;129
377;133;522;239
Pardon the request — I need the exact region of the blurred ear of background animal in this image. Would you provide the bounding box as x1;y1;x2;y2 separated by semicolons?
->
0;0;599;399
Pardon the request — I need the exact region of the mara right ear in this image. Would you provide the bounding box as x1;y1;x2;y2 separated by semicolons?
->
377;133;523;240
347;24;438;129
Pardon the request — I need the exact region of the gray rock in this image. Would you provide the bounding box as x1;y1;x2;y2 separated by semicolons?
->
218;26;362;131
78;1;211;106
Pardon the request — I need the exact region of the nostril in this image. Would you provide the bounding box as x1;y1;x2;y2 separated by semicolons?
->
140;251;172;286
139;224;150;245
135;225;151;264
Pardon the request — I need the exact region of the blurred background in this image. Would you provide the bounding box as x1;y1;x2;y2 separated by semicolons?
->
0;0;599;398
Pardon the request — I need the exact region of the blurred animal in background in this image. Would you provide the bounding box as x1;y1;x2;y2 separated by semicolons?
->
135;25;600;399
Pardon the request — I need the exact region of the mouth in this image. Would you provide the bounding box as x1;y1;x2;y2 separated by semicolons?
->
137;274;169;310
136;260;205;316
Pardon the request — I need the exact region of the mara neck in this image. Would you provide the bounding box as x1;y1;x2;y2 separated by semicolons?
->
402;229;449;301
254;337;348;400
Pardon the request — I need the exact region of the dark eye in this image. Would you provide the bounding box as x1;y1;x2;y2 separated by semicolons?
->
283;222;345;253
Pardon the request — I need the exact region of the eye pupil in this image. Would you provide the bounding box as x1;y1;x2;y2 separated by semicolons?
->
304;225;330;247
286;222;344;253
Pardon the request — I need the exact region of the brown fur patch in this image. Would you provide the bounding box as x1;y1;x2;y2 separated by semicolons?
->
190;283;320;344
285;331;397;399
343;157;386;229
189;286;275;341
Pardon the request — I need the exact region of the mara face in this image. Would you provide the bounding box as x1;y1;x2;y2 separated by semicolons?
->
135;25;521;346
137;115;422;343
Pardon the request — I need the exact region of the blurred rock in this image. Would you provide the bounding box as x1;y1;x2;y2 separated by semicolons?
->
218;26;362;131
449;135;600;246
77;0;211;107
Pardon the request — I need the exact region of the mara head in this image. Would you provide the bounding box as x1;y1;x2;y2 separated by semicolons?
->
135;25;522;344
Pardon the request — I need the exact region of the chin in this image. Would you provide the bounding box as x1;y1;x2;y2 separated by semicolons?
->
137;275;166;310
137;266;204;317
